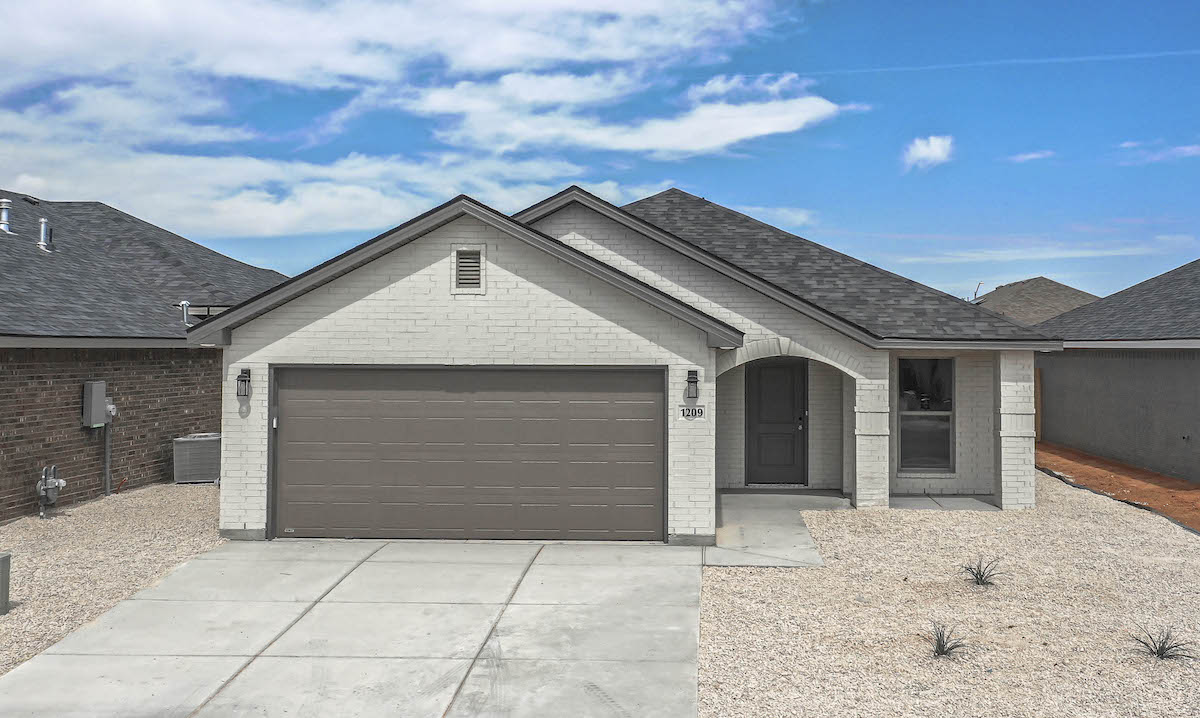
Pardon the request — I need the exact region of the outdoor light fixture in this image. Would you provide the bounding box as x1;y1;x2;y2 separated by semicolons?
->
236;368;251;397
685;370;699;399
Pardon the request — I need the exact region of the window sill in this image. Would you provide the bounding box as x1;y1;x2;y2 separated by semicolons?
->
897;470;957;479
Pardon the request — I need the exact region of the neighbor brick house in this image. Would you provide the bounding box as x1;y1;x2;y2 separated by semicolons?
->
188;187;1060;543
0;190;284;521
1035;259;1200;482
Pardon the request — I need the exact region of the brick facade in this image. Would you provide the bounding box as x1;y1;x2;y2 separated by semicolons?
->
0;348;221;522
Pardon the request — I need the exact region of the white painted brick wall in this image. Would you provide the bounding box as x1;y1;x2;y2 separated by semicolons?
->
889;351;996;496
994;350;1037;509
219;215;716;538
534;205;891;505
715;364;744;488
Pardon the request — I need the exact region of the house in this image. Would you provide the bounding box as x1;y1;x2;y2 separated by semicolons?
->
188;186;1059;543
0;191;285;521
974;276;1098;326
1035;259;1200;482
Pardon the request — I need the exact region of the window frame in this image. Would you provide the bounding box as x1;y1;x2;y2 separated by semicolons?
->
896;357;956;473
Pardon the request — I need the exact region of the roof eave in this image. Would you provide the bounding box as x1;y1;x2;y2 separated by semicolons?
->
514;188;1058;351
1;334;189;348
189;195;743;350
1062;338;1200;349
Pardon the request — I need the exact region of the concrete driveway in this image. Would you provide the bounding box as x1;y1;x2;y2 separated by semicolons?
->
0;541;700;717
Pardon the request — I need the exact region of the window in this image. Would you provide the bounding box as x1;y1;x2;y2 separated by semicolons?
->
451;245;486;294
898;358;954;471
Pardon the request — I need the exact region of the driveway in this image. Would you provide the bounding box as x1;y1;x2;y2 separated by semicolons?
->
0;541;701;717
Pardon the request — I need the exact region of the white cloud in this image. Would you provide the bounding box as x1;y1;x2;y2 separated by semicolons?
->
1006;149;1055;163
896;244;1156;264
1155;233;1195;244
0;0;859;243
735;205;816;228
685;73;813;102
1118;140;1142;149
902;135;954;171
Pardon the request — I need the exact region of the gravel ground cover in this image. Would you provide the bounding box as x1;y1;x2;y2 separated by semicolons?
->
0;483;222;676
700;472;1200;717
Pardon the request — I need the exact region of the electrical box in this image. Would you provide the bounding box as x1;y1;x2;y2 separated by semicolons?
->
82;381;110;427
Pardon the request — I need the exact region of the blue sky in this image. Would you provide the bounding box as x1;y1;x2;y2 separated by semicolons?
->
1;1;1197;298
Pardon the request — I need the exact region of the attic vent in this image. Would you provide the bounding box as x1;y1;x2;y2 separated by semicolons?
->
452;246;486;295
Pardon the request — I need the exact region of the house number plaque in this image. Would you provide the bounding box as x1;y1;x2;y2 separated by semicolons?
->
679;406;705;420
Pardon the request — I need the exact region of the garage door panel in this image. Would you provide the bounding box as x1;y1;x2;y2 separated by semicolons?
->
275;368;664;540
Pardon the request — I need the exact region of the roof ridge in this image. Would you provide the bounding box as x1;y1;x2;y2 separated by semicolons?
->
662;191;1051;337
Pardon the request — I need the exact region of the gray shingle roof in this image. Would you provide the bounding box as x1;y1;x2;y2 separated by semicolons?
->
1035;258;1200;341
621;188;1050;341
0;191;286;339
973;277;1098;326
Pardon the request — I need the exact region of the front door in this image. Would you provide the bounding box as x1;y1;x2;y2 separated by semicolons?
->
746;358;808;485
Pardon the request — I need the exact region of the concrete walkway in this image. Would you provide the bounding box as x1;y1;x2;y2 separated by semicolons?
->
705;492;833;567
0;541;701;717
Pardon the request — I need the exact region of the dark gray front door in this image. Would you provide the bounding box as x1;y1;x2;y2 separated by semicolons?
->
273;367;664;540
746;358;808;485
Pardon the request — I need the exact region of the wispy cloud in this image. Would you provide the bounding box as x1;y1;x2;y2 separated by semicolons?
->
903;135;954;171
1116;139;1200;164
896;244;1158;264
1006;149;1055;163
1155;233;1196;244
735;205;816;228
798;49;1200;76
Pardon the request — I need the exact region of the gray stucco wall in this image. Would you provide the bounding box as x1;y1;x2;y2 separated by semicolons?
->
1038;349;1199;482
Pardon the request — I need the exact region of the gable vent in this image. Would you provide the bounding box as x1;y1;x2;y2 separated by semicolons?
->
455;250;482;289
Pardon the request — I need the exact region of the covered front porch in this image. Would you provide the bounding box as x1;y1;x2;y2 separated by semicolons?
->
711;340;1036;511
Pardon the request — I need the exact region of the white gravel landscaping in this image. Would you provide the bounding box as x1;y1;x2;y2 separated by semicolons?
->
700;472;1200;718
0;484;221;676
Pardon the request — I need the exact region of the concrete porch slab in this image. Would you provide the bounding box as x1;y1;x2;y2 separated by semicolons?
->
511;564;701;606
487;603;698;661
708;492;827;567
46;600;307;656
890;496;943;510
930;495;1001;511
134;559;355;602
0;654;245;718
195;656;470;718
447;658;697;718
323;561;525;604
265;602;502;658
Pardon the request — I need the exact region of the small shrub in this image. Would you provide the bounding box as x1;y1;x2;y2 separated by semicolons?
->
924;621;968;658
962;556;1002;586
1132;626;1195;660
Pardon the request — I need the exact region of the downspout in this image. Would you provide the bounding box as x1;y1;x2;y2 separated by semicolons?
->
104;421;113;496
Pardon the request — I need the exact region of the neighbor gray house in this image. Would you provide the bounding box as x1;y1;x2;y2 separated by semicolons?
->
974;276;1098;326
0;190;284;521
1035;259;1200;482
188;186;1059;543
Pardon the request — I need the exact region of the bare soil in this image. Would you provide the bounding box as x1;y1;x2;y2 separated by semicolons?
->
1037;442;1200;533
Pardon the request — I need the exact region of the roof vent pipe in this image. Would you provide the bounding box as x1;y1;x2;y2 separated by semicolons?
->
179;300;192;326
0;199;12;234
37;218;53;252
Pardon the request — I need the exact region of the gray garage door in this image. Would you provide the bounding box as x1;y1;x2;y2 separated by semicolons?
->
273;368;664;540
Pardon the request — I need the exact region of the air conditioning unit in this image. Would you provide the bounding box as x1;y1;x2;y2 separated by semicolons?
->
173;433;221;484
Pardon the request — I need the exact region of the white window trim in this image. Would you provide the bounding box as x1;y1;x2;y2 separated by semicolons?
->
450;243;487;295
896;357;956;474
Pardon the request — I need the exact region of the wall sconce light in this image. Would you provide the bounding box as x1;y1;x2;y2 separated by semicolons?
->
685;370;699;399
236;368;251;397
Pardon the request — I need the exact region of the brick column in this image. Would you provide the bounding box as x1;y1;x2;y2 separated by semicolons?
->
851;361;890;508
993;350;1036;509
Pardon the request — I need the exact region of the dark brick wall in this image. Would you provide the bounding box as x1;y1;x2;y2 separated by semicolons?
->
0;348;222;522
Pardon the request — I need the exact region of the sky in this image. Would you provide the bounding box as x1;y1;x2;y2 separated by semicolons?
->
1;0;1198;299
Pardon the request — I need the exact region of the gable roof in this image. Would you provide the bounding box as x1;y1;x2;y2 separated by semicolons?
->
516;186;1055;348
1036;258;1200;342
0;190;285;344
973;277;1098;326
187;194;744;349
